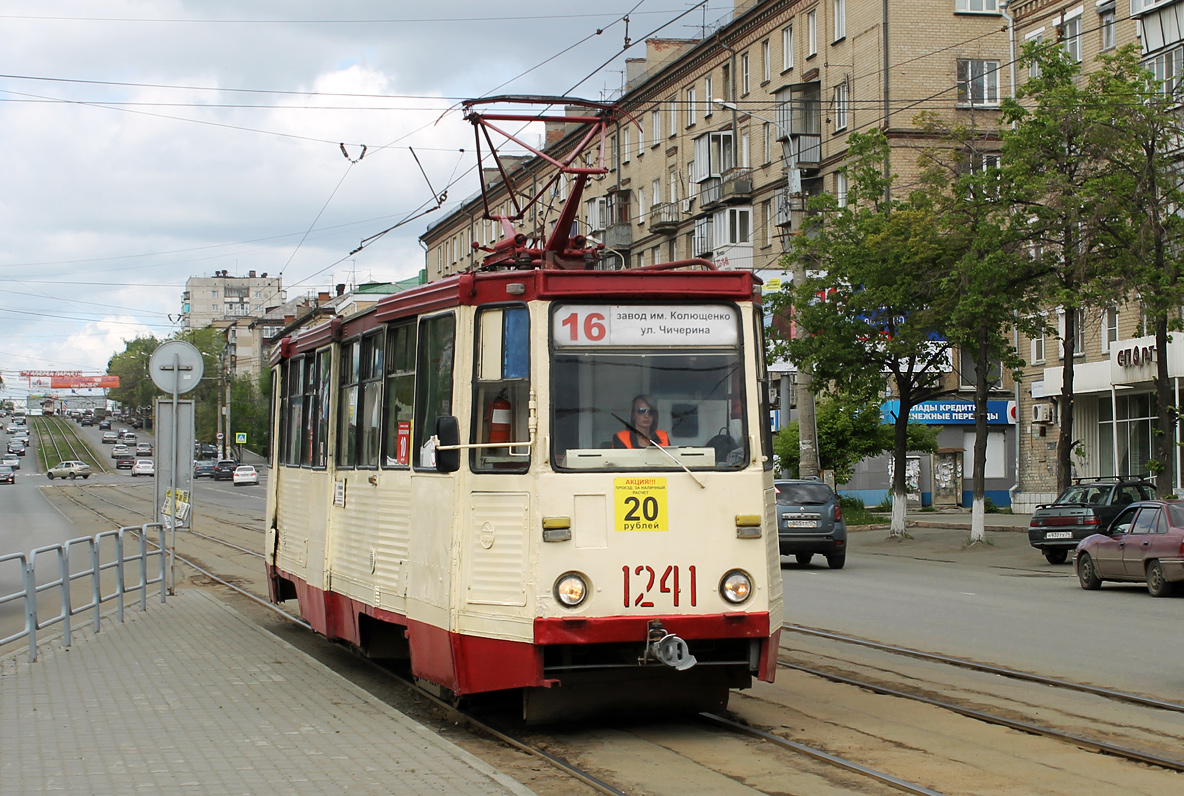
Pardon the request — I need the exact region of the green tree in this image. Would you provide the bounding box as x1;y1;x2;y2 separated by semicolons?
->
1002;41;1129;493
772;130;957;537
774;395;941;483
1088;46;1184;492
106;336;161;411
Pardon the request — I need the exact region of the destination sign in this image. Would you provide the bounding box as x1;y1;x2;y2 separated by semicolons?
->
552;304;739;347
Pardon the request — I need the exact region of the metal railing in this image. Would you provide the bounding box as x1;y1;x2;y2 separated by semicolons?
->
0;523;168;662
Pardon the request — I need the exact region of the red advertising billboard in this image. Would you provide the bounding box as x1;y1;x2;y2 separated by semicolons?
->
50;376;120;389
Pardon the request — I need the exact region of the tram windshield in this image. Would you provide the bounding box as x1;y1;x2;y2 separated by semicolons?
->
550;303;749;471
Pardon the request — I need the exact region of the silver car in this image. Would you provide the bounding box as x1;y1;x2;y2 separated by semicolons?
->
46;461;91;480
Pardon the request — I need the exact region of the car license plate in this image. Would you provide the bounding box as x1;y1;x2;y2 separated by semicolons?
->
1045;531;1073;539
785;519;817;528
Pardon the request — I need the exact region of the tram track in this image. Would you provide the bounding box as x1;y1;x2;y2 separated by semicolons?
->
30;416;107;474
40;483;1184;794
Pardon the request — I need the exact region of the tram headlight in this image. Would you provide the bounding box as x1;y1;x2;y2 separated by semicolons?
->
719;570;753;605
554;572;589;607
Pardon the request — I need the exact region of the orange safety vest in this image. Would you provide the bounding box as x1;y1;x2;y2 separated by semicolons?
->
614;429;670;449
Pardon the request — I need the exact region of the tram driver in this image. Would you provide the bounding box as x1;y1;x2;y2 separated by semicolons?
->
612;394;670;449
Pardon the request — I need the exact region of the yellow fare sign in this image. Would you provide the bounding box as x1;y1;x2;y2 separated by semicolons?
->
614;477;668;532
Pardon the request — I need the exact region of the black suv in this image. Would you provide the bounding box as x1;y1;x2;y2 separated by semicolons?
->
213;459;238;480
1028;477;1157;563
775;478;848;569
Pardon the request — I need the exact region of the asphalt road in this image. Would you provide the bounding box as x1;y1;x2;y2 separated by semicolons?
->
781;525;1184;702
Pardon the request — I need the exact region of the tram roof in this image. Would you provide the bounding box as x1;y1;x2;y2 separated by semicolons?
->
272;266;761;362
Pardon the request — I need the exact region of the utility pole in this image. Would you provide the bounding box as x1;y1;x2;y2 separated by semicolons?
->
217;349;225;458
225;327;235;460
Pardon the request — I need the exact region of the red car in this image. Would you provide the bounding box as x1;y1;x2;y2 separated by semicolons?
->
1075;500;1184;597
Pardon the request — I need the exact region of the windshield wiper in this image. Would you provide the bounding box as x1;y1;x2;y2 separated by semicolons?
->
611;412;705;489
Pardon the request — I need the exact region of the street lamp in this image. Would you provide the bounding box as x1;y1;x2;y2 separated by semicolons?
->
712;98;819;479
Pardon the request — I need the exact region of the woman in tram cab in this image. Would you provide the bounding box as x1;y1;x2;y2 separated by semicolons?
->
613;394;670;449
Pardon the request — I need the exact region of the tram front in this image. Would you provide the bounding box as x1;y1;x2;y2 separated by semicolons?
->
529;293;784;719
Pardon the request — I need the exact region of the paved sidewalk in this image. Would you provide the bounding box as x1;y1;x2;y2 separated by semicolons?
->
0;590;535;796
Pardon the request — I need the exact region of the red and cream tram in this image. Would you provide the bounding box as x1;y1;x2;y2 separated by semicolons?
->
264;98;782;719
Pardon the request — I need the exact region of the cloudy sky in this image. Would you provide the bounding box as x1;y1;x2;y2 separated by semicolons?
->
0;0;733;401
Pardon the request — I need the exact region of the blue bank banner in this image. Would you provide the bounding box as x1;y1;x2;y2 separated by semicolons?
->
880;400;1016;425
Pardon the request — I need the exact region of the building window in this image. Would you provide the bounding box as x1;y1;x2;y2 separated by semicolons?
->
638;117;646;151
807;10;817;57
651;108;661;144
687;86;697;126
651;179;662;208
610;134;618;169
956;0;998;10
763;199;773;246
1104;307;1119;353
957;59;1000;106
694;131;735;180
783;24;794;71
762;39;771;82
1031;331;1046;363
650;245;661;266
704;75;714;113
637;183;647;220
668;96;677;137
669;169;679;204
1149;47;1184;96
722;63;732;100
834;0;846;41
623;127;631;163
1063;13;1082;63
1025;30;1044;79
741;52;751;95
715;207;751;245
1100;9;1116;51
763;121;772;165
211;290;219;297
835;170;848;208
833;82;849;131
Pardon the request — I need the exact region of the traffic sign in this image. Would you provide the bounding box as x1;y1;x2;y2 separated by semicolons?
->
235;432;246;444
216;432;224;440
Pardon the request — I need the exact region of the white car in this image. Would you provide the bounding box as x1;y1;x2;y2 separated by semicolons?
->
131;459;155;477
231;465;259;486
111;444;131;458
1;453;19;470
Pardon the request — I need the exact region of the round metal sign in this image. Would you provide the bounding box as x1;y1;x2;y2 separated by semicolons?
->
148;340;205;395
216;432;223;440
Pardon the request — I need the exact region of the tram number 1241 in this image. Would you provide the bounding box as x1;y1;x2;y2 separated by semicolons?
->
623;565;697;608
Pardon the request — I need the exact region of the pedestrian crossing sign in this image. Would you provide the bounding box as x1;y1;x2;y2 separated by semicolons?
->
235;432;246;444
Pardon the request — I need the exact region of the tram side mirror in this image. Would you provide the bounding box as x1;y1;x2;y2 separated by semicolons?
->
435;416;460;473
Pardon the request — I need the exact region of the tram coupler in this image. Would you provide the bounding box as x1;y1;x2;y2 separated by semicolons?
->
641;619;697;671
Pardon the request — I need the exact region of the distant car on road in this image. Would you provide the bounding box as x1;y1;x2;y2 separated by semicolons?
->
111;444;131;458
80;416;93;426
213;459;238;481
131;459;155;477
46;461;91;480
135;442;153;456
232;465;259;486
7;440;27;456
115;453;135;469
101;431;117;444
1;453;19;470
98;419;111;430
775;478;848;569
193;460;215;478
1075;500;1184;597
131;418;144;429
0;465;14;484
1029;477;1156;564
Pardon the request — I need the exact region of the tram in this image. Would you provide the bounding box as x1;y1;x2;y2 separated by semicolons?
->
264;98;783;720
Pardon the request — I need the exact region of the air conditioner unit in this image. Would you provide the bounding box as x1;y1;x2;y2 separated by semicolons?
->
680;199;692;214
768;383;781;408
1032;403;1054;424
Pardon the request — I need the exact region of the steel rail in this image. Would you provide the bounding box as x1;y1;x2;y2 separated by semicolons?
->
784;624;1184;714
699;712;948;796
780;661;1184;773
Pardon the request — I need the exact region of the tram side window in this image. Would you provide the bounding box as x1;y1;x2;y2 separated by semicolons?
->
471;305;530;473
314;348;330;467
360;331;384;467
286;357;305;466
382;323;416;467
413;313;456;470
301;352;317;465
337;340;361;467
753;310;773;471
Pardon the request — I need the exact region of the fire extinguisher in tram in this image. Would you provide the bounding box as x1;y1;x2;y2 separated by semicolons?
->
487;390;512;444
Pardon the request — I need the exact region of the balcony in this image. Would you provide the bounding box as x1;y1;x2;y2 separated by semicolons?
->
699;177;723;208
649;202;680;233
721;168;753;202
604;223;633;250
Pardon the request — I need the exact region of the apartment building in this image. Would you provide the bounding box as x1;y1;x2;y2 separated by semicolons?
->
180;270;286;332
1008;0;1184;507
421;0;1021;506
